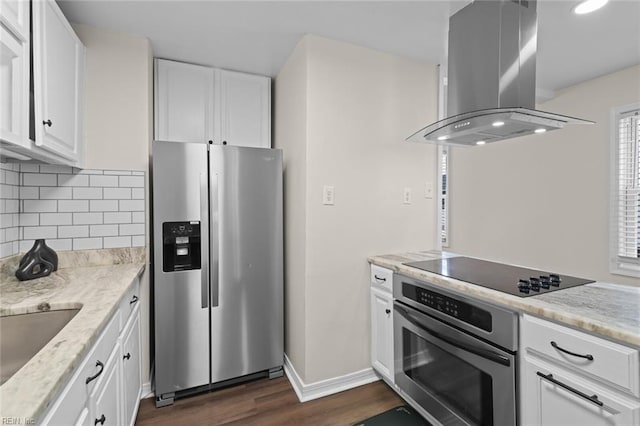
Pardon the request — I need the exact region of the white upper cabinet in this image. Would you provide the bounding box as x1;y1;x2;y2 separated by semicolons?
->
33;0;85;164
155;59;271;148
219;69;270;148
0;0;29;149
155;59;215;143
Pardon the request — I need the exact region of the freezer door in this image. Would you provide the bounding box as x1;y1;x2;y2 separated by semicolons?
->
209;145;283;383
152;140;210;397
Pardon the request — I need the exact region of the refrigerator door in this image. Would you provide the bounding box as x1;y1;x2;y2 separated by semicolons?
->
209;145;283;383
153;141;210;399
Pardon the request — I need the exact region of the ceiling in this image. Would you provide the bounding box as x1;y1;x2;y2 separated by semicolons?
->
59;0;640;93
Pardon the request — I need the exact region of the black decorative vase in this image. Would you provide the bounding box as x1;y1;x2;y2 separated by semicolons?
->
15;239;59;281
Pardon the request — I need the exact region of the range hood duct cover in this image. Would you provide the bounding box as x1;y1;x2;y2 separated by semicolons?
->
407;0;593;147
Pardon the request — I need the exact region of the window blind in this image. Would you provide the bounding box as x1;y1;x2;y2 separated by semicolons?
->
616;109;640;260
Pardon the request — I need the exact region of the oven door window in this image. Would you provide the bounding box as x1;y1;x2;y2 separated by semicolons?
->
403;328;493;425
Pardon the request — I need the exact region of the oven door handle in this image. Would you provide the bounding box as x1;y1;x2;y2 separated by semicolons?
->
397;306;511;367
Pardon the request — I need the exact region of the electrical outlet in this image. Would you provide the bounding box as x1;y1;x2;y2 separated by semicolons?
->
403;187;412;205
425;182;434;199
323;185;335;205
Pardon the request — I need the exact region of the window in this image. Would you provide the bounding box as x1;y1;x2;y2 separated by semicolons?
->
611;104;640;277
438;146;449;247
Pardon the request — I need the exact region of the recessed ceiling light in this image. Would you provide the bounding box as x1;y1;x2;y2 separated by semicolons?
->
476;141;486;145
492;121;505;127
573;0;609;15
437;135;448;141
534;128;547;134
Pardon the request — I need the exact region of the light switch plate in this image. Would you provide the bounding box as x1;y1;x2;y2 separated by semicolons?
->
425;182;434;199
403;187;412;205
323;185;335;205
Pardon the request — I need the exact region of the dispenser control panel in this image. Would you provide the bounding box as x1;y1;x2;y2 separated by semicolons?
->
162;221;201;272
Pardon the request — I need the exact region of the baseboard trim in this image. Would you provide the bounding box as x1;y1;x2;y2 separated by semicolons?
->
283;354;379;403
141;382;153;399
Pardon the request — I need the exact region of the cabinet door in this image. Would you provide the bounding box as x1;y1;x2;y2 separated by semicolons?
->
33;0;84;163
90;351;121;426
219;70;270;148
121;309;141;426
155;59;214;143
370;287;394;383
0;24;29;148
522;356;640;426
0;0;29;41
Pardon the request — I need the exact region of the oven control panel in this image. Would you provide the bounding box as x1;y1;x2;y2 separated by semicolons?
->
403;283;492;332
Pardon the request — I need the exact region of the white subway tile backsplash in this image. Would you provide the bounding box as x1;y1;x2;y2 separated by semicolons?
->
131;188;144;200
73;212;103;225
40;213;73;226
19;213;39;226
1;167;145;258
119;176;144;187
58;174;89;187
73;238;103;250
20;187;39;199
73;187;103;199
90;224;119;237
119;223;145;236
89;175;118;187
103;236;131;248
23;226;57;240
23;200;57;213
90;200;118;212
58;225;89;238
40;186;73;200
22;173;57;186
119;199;144;212
104;212;132;224
104;188;131;200
131;212;145;223
132;235;145;247
58;200;89;212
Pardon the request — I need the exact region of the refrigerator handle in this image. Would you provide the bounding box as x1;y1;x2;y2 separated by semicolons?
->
210;172;219;307
200;173;209;309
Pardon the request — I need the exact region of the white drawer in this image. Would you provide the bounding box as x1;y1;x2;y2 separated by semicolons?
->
370;264;392;292
42;310;121;425
119;277;140;330
522;314;640;397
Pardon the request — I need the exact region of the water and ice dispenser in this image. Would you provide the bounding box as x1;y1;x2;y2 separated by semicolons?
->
162;221;201;272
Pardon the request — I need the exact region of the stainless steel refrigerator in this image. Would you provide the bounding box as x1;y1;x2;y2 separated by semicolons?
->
152;140;283;407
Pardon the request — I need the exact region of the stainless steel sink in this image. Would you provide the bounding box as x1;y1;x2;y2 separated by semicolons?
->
0;309;80;385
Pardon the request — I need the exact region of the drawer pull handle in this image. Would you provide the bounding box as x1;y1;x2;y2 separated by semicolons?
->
123;352;131;361
95;414;106;425
85;360;104;384
550;341;594;361
374;275;387;282
385;308;391;314
43;119;52;127
130;295;139;305
536;372;603;407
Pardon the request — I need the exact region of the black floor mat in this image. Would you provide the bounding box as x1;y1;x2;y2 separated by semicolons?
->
353;405;432;426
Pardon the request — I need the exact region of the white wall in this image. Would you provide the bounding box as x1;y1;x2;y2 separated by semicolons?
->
275;35;438;383
72;24;154;385
448;64;640;287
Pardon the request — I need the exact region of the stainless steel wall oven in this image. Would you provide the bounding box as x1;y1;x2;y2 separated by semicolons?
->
393;274;519;425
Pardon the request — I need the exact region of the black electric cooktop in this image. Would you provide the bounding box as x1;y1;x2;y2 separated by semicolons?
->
404;257;595;297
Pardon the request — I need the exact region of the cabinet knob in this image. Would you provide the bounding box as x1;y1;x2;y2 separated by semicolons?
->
123;352;131;361
222;140;227;145
385;309;391;315
43;119;52;127
94;414;106;425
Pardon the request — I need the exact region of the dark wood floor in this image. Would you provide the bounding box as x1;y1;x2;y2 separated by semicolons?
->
135;377;403;425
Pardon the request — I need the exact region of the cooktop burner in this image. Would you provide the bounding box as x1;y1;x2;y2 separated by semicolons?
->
404;257;595;297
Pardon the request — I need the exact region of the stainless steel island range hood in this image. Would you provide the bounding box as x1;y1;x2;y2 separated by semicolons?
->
407;0;593;147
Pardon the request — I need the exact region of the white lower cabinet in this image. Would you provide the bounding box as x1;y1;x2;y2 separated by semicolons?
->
370;265;394;384
520;314;640;426
42;281;141;425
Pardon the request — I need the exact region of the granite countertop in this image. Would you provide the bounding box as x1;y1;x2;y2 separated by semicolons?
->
0;248;146;422
369;251;640;347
